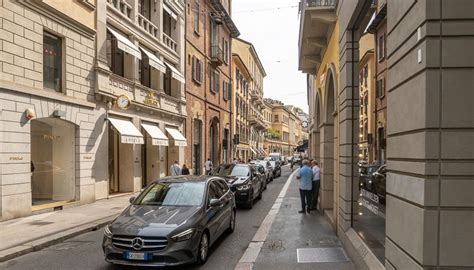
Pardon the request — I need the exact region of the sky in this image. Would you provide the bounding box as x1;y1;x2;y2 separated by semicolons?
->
232;0;308;113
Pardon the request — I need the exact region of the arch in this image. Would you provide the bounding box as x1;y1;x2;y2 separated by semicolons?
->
324;63;338;124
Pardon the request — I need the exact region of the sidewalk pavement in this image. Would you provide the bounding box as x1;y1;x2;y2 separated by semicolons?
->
0;194;134;262
236;169;355;270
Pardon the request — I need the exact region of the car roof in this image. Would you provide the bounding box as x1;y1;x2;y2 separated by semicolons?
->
151;175;223;184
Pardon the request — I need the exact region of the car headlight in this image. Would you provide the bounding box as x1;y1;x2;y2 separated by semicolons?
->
236;184;251;191
104;224;113;238
171;228;195;242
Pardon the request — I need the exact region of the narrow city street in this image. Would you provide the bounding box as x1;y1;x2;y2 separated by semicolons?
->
0;167;292;270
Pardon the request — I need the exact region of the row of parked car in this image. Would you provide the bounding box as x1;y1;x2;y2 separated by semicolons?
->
358;163;387;205
102;158;284;267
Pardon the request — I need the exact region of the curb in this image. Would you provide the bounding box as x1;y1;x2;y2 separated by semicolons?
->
0;214;118;263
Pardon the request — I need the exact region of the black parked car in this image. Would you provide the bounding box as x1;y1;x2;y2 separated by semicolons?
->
103;176;236;267
252;160;274;182
358;164;380;192
251;164;268;190
372;165;387;205
269;160;281;178
212;164;264;209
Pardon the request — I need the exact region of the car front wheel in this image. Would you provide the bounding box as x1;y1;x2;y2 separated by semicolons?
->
196;232;209;265
227;209;236;233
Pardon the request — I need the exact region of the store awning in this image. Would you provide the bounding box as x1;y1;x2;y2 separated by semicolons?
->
139;47;166;73
107;27;141;59
261;148;268;156
165;127;187;147
108;117;144;144
164;63;185;83
141;123;169;146
163;4;178;21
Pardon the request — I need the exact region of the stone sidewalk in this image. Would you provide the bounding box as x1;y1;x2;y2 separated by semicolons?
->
236;169;355;270
0;194;134;262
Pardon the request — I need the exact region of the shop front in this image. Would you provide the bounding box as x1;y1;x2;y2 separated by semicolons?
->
31;118;76;208
141;123;169;187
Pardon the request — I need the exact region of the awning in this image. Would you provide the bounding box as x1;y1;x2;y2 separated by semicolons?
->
139;47;166;73
165;127;187;147
164;63;185;83
250;147;257;155
108;117;144;144
107;27;141;59
261;148;268;156
141;123;169;146
163;4;178;21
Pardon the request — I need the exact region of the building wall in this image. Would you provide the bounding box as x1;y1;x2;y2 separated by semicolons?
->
185;0;234;169
0;0;97;220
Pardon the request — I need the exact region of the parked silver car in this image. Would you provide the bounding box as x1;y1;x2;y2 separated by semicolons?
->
102;176;236;267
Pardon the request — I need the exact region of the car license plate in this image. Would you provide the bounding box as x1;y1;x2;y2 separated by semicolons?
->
123;251;149;260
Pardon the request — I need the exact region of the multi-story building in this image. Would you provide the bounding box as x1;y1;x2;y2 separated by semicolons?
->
0;0;188;220
358;32;375;162
0;0;98;219
184;0;239;173
95;0;187;197
300;0;474;268
232;38;266;159
232;52;252;161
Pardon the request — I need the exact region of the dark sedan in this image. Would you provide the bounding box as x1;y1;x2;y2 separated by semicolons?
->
102;176;236;267
212;164;264;209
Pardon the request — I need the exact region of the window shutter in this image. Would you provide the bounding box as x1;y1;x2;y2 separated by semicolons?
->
228;82;232;100
191;56;196;82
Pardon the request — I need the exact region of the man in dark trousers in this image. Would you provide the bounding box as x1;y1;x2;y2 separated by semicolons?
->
296;159;313;214
311;160;321;211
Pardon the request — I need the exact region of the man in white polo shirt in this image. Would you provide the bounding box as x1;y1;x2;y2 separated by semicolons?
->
311;160;321;211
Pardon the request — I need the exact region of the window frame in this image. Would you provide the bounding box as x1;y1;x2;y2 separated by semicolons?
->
43;31;63;92
378;34;385;62
191;55;203;84
193;1;200;35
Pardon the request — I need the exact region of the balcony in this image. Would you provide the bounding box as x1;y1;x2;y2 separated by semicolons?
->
162;33;178;53
298;0;337;74
249;115;266;130
137;14;159;39
96;68;185;117
107;0;132;20
210;45;224;65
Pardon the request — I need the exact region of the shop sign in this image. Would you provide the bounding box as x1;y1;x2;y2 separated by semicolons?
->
143;91;159;108
359;197;380;216
43;135;61;140
174;141;187;147
121;136;144;144
152;139;169;146
9;156;24;160
361;188;379;204
83;156;92;160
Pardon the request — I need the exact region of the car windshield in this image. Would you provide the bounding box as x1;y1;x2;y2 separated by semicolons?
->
214;165;250;177
135;182;205;206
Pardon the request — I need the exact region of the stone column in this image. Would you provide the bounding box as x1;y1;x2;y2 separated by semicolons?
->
385;0;474;268
337;29;360;233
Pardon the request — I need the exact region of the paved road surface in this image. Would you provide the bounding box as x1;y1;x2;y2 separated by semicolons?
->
0;166;292;270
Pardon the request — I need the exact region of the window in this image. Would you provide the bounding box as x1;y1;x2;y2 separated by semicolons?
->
193;1;200;34
376;78;385;98
163;7;173;36
274;115;279;122
210;67;219;93
164;67;172;96
378;34;385;61
192;56;203;84
106;30;124;77
210;19;219;47
223;39;229;64
43;32;62;92
223;81;231;101
138;0;151;19
139;49;152;88
364;65;368;87
236;68;240;89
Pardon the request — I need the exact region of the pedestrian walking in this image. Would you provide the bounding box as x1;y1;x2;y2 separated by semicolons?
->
170;161;181;176
311;160;321;211
181;164;190;175
204;158;213;175
296;159;313;214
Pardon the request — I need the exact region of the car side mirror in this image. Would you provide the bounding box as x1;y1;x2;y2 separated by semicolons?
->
208;198;223;208
129;196;136;204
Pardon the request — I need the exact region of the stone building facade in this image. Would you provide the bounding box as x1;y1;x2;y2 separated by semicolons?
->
184;0;239;173
0;0;98;220
300;0;474;268
0;0;188;220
